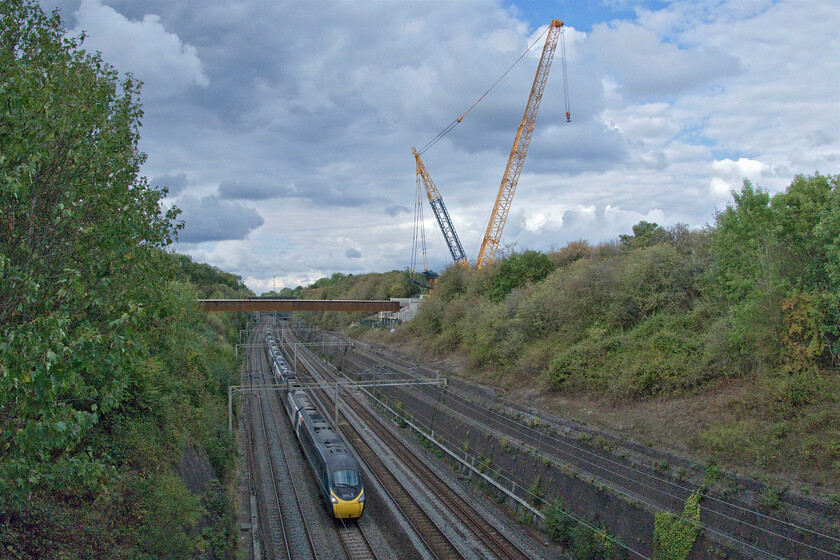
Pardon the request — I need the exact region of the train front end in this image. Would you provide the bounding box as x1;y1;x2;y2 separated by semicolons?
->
329;468;364;519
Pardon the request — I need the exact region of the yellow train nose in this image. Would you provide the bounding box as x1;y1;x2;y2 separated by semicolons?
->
331;491;364;519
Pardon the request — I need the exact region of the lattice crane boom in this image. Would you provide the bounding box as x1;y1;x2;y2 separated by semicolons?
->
475;19;565;269
413;147;469;268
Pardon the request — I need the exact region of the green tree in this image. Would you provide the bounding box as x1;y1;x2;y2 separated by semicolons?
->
708;175;840;368
708;181;775;304
488;249;555;302
770;174;840;366
0;0;180;503
619;220;669;249
771;173;839;290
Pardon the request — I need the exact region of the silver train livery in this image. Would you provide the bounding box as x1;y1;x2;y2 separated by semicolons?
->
264;332;295;384
283;382;365;519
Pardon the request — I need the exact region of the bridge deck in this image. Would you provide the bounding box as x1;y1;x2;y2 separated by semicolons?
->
198;299;401;313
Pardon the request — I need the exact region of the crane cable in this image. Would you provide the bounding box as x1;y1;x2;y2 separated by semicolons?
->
410;172;428;279
417;23;553;156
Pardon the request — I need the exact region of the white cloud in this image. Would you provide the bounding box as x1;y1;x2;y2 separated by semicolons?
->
35;0;839;292
72;0;208;99
709;157;770;198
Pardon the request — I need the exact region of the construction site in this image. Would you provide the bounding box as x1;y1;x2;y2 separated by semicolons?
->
409;19;570;288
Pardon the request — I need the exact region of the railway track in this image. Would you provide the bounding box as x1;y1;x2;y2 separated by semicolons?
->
279;326;463;559
323;341;554;547
246;321;325;559
285;325;535;560
347;391;531;560
313;326;840;560
335;521;378;560
255;369;320;558
244;359;291;558
263;321;378;560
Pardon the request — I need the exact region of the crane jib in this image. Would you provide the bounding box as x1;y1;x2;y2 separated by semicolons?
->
410;19;569;272
476;19;565;269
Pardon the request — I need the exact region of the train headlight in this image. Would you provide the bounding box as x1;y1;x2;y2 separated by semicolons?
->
330;494;338;504
358;490;364;503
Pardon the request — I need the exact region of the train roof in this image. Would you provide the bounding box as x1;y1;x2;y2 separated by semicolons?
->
290;390;359;471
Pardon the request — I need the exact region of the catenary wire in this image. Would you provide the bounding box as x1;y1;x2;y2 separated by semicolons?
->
319;333;840;558
374;386;830;560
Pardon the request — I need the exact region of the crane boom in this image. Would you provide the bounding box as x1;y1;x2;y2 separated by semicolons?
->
475;19;565;269
413;147;469;268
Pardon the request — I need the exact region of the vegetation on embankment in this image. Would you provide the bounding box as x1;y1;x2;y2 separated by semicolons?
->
397;173;839;491
309;174;840;492
1;3;249;557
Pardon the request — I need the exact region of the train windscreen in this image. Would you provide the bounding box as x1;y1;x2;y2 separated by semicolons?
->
332;469;361;488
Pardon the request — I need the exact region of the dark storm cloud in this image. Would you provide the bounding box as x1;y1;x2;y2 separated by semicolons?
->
176;195;264;243
524;120;628;175
152;173;188;195
291;177;374;208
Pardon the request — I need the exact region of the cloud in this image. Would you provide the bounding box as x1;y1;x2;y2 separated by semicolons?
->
709;157;770;198
151;172;189;195
34;0;839;291
175;195;264;243
807;129;834;148
71;0;208;99
218;176;288;201
587;20;742;100
345;248;362;259
384;205;410;217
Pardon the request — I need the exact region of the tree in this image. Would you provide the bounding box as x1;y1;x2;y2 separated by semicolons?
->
619;220;669;249
771;173;840;291
707;175;840;368
0;0;180;503
771;174;840;366
488;250;555;302
708;181;776;304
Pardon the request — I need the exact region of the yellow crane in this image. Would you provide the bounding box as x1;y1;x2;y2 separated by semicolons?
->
412;19;569;272
476;19;568;268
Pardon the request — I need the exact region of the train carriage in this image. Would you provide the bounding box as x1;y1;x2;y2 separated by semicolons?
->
284;385;365;519
264;331;296;384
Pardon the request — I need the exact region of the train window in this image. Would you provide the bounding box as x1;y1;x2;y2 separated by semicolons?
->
332;469;361;488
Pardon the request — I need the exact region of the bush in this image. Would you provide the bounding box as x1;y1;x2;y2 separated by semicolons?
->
653;492;701;560
550;240;592;268
487;250;555;302
136;471;202;558
545;499;575;544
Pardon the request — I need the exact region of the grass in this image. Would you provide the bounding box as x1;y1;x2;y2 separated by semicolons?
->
379;333;840;496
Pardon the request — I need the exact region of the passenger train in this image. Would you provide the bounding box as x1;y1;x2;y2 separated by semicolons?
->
283;381;365;519
264;332;295;384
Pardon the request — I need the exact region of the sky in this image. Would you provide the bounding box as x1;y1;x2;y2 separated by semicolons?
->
38;0;840;294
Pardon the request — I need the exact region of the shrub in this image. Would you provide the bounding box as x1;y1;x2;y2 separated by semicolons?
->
487;250;555;302
550;239;592;266
653;491;702;560
136;471;202;558
545;499;575;544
